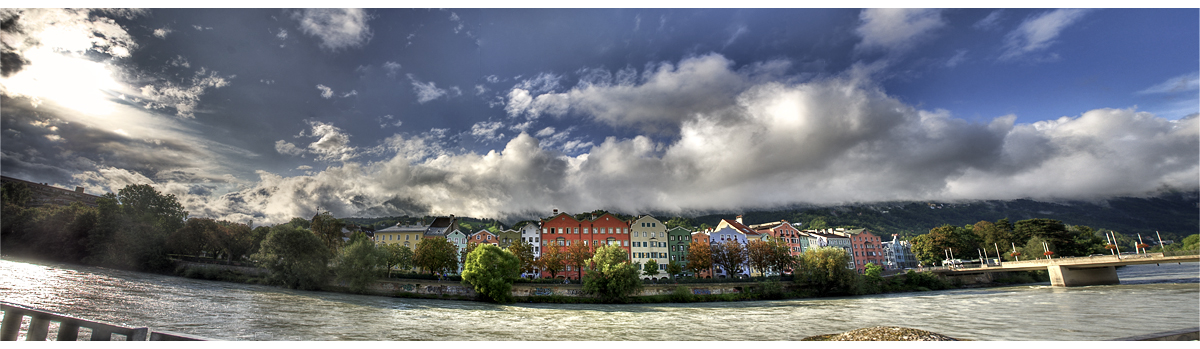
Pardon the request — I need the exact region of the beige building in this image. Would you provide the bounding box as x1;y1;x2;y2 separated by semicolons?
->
374;223;426;248
630;215;669;279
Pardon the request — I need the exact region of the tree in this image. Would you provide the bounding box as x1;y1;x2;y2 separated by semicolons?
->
311;211;345;255
86;185;187;272
685;239;713;278
797;247;857;296
461;244;520;303
642;259;659;278
910;224;978;266
334;238;386;292
539;243;566;278
253;224;330;290
1065;225;1104;257
746;240;773;277
711;240;747;278
806;217;829;230
583;244;643;302
864;262;883;278
413;238;459;276
506;239;537;277
383;243;415;277
566;242;593;279
666;260;683;279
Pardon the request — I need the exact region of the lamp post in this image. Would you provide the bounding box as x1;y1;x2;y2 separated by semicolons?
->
1011;242;1019;262
1157;231;1165;252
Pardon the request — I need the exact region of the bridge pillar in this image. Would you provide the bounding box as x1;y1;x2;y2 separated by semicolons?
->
1047;265;1119;287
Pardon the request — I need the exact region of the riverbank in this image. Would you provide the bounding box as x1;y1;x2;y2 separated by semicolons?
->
172;258;1055;304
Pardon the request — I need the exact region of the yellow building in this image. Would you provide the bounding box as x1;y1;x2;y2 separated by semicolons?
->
375;224;426;248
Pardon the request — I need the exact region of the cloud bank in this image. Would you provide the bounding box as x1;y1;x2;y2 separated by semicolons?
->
71;53;1198;225
293;9;372;51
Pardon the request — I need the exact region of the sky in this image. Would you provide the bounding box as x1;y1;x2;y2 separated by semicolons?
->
1;7;1197;225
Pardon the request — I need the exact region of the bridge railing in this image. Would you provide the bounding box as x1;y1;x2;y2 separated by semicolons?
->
0;301;210;341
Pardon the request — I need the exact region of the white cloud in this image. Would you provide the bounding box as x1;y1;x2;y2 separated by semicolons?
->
305;121;358;162
297;165;313;170
974;10;1004;31
723;24;748;49
470;121;505;142
275;140;305;156
138;68;233;118
153;27;172;39
292;9;372;51
855;8;945;55
276;28;288;40
449;12;464;34
999;9;1090;61
1138;72;1199;95
316;84;333;98
383;61;401;77
409;75;448;103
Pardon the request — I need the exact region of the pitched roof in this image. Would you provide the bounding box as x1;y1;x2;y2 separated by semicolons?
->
718;219;757;235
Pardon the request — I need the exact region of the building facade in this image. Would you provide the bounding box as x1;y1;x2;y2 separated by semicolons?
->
749;220;806;256
374;223;425;248
630;215;668;279
883;234;919;270
517;222;541;258
1;176;101;207
496;229;521;248
666;226;693;273
469;230;498;246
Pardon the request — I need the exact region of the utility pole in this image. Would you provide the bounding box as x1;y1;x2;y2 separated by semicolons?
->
1157;231;1165;252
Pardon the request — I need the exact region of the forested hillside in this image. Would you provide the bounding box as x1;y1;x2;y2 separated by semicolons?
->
344;191;1198;243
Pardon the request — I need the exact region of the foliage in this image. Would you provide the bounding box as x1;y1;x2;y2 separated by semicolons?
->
796;247;857;296
539;243;566;278
382;244;415;277
507;239;537;277
711;240;747;278
910;224;978;266
666;260;683;279
746;240;773;277
413;238;459;276
684;238;713;277
642;259;660;277
755;279;786;300
1;201;95;263
310;211;345;255
566;242;593;279
582;244;643;302
253;224;330;290
86;185;187;272
864;262;882;278
334;238;387;292
461;244;520;303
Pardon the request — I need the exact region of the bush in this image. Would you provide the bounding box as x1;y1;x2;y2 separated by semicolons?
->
461;244;520;303
253;225;330;290
334;239;386;293
756;279;786;300
670;286;695;302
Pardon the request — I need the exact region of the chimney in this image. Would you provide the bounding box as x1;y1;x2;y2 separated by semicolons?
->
553;208;559;216
75;186;84;193
735;215;743;224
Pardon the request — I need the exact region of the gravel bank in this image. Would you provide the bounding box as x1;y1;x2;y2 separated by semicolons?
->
801;326;960;341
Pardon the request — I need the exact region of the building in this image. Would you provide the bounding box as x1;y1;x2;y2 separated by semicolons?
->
630;215;668;279
516;221;542;258
749;219;806;256
445;228;468;273
690;231;712;278
708;226;749;278
423;215;458;239
469;230;499;246
374;223;426;248
539;210;631;279
495;228;521;248
832;228;885;273
1;176;101;207
883;234;919;270
666;226;693;273
805;229;854;269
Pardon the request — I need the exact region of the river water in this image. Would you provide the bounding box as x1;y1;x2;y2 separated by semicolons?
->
1;258;1197;341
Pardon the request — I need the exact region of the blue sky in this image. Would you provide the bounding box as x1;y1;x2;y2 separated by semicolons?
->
1;7;1196;224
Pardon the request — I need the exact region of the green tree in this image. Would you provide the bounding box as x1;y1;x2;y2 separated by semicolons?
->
642;259;660;278
864;262;882;278
1065;225;1104;257
806;217;829;230
583;244;643;302
712;240;747;278
383;244;415;277
254;224;330;290
910;224;978;266
334;238;386;292
666;260;683;279
685;238;713;278
1;181;32;206
86;185;187;272
506;239;537;277
414;238;459;276
461;244;520;303
310;211;345;255
797;247;857;296
768;238;794;276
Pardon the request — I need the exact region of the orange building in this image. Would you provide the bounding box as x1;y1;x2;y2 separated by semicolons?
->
539;210;631;279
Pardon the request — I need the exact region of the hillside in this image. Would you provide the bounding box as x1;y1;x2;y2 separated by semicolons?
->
342;191;1198;242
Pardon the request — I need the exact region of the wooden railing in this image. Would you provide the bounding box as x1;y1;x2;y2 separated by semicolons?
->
0;301;210;341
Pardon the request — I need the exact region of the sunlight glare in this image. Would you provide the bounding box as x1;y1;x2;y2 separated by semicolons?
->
0;48;122;116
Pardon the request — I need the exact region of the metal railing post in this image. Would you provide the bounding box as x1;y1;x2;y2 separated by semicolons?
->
1;309;25;341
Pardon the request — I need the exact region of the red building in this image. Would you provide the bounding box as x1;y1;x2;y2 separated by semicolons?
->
539;210;631;279
749;220;805;257
468;230;498;246
837;229;885;273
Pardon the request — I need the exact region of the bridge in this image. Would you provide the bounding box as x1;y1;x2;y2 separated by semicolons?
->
1;301;211;341
929;252;1199;287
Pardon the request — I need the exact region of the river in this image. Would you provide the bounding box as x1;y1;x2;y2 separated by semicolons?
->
1;258;1197;341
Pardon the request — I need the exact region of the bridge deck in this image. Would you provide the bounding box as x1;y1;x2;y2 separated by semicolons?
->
937;253;1199;274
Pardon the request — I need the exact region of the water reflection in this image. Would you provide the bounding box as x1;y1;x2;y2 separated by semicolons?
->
2;258;1196;341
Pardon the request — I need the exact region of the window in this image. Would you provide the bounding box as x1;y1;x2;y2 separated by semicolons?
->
623;241;628;246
